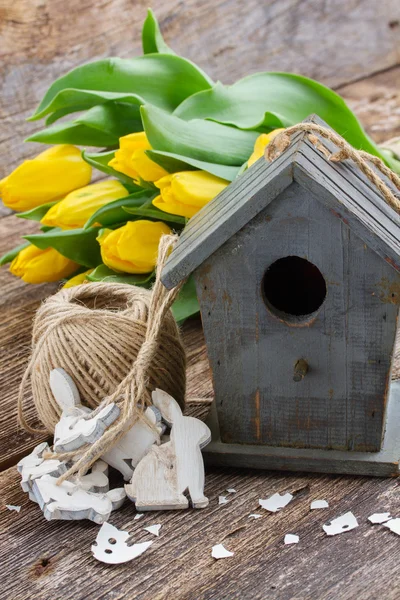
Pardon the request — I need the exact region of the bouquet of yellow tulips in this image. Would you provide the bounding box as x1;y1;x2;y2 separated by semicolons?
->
1;10;399;321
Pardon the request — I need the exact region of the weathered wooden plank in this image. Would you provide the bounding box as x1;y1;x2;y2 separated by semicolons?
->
0;216;55;469
2;462;400;599
1;0;399;178
338;65;400;143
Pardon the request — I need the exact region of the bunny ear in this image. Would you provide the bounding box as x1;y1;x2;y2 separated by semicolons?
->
49;368;81;411
152;389;182;425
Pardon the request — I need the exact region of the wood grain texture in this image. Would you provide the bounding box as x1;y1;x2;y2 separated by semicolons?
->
1;0;400;178
338;65;400;143
2;463;400;599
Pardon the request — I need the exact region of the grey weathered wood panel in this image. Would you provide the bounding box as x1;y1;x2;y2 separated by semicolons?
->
195;181;400;452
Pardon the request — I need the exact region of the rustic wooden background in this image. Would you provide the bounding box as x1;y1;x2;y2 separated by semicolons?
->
1;1;400;598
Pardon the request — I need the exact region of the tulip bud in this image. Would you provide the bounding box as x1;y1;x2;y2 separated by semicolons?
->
97;220;171;274
247;129;285;167
0;145;92;212
10;244;79;284
41;180;129;229
153;170;228;218
108;132;167;183
63;269;93;288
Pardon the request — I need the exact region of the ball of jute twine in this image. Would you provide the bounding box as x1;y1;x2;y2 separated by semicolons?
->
18;235;186;482
265;122;400;214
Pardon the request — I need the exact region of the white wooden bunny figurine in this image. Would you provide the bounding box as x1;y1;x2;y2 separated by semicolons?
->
125;388;211;510
50;368;162;481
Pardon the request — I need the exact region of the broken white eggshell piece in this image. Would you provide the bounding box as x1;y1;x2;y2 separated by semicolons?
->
211;544;234;559
368;512;392;524
384;518;400;535
249;514;262;519
310;500;329;510
322;512;359;536
92;522;153;564
143;524;162;537
284;534;299;545
259;492;293;513
6;505;21;513
218;496;228;505
226;488;236;494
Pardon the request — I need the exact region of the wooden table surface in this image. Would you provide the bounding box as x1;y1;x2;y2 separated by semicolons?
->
1;2;400;598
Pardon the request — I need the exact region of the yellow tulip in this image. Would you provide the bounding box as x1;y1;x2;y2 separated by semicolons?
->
108;132;168;183
97;220;171;274
10;245;79;284
63;269;93;288
153;170;229;218
41;180;129;229
247;129;285;167
0;145;92;212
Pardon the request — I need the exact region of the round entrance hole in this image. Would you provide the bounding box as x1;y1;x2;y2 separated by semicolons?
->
262;256;327;323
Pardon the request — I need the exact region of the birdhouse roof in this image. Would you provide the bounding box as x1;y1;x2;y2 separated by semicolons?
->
161;115;400;289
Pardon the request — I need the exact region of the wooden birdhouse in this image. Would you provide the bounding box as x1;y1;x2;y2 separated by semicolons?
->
162;116;400;477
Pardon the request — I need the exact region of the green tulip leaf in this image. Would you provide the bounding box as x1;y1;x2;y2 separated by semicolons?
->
45;105;90;126
25;227;101;268
26;123;119;147
0;241;30;266
146;150;240;181
84;190;155;229
122;200;187;226
87;264;154;286
171;275;199;323
29;54;213;122
174;74;385;160
141;105;258;166
142;9;175;55
27;103;142;146
16;202;58;222
82;150;139;188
